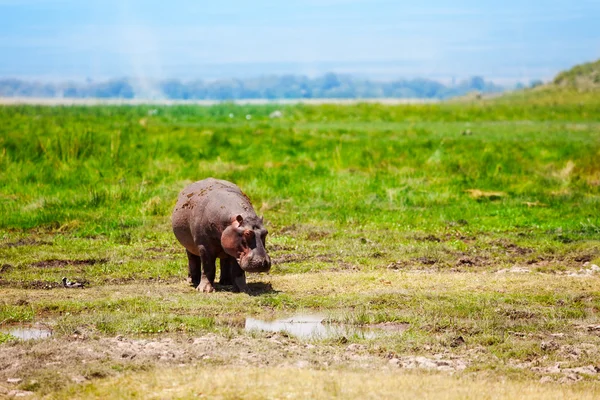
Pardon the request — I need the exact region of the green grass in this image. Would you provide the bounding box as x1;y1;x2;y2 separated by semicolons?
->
1;91;600;397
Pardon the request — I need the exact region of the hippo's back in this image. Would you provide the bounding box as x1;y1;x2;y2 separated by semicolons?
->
171;178;247;254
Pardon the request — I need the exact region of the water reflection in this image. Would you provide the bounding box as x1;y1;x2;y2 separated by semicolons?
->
245;314;378;339
1;325;52;340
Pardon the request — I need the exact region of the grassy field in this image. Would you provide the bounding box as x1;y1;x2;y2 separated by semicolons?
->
1;88;599;398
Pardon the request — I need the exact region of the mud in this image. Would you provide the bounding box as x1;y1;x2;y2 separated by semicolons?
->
272;254;311;264
0;332;400;393
30;258;107;268
0;264;12;274
0;279;62;290
0;239;52;248
389;355;468;372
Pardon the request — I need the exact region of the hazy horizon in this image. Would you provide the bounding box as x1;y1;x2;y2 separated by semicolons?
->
1;0;599;84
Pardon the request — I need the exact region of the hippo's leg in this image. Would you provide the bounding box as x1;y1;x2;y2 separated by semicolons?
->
186;250;201;287
230;259;249;294
219;257;233;286
197;247;216;293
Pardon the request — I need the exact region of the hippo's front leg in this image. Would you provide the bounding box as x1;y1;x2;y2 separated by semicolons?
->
197;247;216;293
229;258;250;294
219;257;233;286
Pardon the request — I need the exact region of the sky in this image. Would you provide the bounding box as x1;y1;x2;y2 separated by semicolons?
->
0;0;599;83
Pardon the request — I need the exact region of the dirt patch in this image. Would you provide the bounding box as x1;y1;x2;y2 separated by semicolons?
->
145;247;178;254
0;279;62;290
515;361;600;383
102;277;180;285
499;309;538;320
386;260;410;270
367;322;410;332
0;332;394;395
0;275;173;289
0;238;52;248
304;230;332;241
388;355;468;372
273;254;310;264
268;244;295;252
0;264;13;274
415;234;441;243
455;256;490;267
30;258;108;268
279;225;298;235
573;253;598;263
496;266;531;274
492;240;533;255
330;262;360;272
315;254;336;262
414;256;437;265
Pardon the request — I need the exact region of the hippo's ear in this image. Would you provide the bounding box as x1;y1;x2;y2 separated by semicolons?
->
260;215;264;223
235;215;244;224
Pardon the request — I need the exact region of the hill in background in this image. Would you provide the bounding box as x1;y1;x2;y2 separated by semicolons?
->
552;58;600;90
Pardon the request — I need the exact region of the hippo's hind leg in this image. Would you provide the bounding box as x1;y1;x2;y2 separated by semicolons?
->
219;257;233;286
186;250;201;287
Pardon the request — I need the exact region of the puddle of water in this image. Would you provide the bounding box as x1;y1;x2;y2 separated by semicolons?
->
245;314;384;339
1;325;52;340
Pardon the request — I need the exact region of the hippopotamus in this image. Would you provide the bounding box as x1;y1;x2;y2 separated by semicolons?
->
171;178;271;293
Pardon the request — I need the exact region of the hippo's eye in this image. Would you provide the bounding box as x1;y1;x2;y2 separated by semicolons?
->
243;230;254;239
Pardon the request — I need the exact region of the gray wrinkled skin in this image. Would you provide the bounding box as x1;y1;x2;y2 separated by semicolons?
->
172;178;271;293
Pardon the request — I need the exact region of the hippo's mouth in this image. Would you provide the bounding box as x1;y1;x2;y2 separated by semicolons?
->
238;251;271;273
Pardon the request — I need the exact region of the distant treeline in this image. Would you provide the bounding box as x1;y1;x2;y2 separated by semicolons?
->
0;73;508;100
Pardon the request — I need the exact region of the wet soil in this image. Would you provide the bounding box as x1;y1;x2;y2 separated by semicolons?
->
30;258;108;268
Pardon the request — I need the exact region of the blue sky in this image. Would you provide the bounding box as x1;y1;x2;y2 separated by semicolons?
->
0;0;599;83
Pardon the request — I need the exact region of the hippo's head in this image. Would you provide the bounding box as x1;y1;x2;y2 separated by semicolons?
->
221;214;271;273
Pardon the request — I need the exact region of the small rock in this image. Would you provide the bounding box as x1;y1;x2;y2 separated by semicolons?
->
0;385;8;394
586;325;600;332
590;264;600;272
413;356;439;369
539;376;553;384
541;341;560;351
388;358;401;366
71;375;87;384
559;373;581;383
295;360;309;368
496;266;531;274
583;262;591;267
6;378;22;384
304;344;315;349
450;336;465;347
346;344;366;352
547;363;561;374
8;390;34;397
564;365;598;375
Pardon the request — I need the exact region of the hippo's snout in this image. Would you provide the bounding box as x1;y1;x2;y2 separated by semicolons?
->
241;251;271;273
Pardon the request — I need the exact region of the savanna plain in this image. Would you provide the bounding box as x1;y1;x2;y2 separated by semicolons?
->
1;89;599;399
